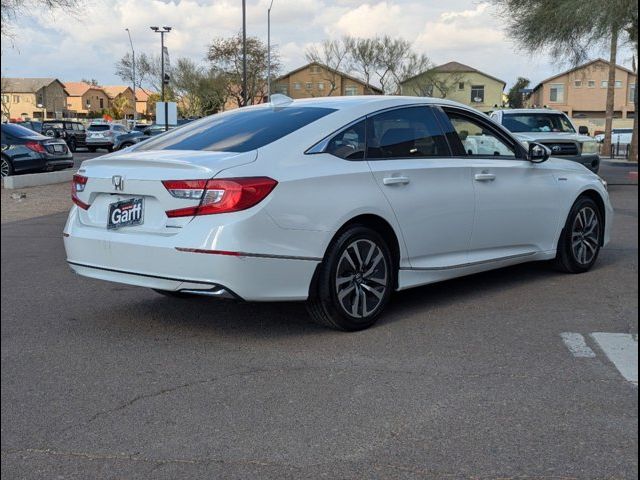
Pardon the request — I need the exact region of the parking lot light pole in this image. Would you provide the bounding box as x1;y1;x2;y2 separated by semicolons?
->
150;26;171;130
267;0;274;101
125;28;137;126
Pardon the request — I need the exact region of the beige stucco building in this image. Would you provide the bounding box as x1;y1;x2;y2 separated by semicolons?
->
274;62;383;99
102;85;136;119
63;82;110;117
1;78;69;121
530;58;637;132
400;62;506;113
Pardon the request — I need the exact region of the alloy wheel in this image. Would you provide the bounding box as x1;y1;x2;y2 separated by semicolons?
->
1;158;10;177
335;239;388;318
571;206;600;265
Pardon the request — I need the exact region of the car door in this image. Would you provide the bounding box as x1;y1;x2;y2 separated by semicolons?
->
366;106;475;269
440;107;563;263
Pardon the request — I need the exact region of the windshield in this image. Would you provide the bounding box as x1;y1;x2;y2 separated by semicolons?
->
502;113;576;133
88;124;111;131
2;123;44;138
134;106;336;152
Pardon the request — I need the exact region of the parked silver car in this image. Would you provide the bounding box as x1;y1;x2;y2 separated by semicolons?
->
85;123;129;152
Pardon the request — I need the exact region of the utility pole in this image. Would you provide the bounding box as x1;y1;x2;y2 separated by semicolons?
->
242;0;247;107
151;26;172;130
267;0;274;100
125;28;137;126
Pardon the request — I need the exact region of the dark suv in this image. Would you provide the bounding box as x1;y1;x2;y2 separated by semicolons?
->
41;120;87;152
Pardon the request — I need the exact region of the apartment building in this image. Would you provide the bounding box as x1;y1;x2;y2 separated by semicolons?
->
1;78;68;121
400;61;506;113
530;58;637;130
63;82;110;117
274;62;383;99
102;85;137;118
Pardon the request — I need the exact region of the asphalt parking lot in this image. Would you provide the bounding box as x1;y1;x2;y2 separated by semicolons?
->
1;177;638;477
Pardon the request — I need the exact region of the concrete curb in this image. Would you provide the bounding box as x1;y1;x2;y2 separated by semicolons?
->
2;169;75;189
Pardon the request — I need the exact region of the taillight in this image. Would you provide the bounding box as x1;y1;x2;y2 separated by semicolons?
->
71;174;90;210
163;177;277;218
25;141;47;154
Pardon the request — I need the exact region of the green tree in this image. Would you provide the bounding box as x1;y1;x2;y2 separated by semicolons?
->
507;77;531;108
491;0;638;160
207;32;280;107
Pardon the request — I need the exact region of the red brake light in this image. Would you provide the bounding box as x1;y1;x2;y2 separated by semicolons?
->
25;141;46;153
71;174;90;210
163;177;277;218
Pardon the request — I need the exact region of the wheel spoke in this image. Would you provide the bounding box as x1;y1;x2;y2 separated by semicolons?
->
363;253;383;277
342;249;357;270
336;275;354;287
351;244;364;269
351;287;361;317
362;283;383;300
338;284;355;302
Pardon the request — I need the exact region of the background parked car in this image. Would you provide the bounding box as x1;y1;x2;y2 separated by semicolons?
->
1;123;73;177
114;130;145;150
41;120;87;152
85;123;128;152
594;128;633;145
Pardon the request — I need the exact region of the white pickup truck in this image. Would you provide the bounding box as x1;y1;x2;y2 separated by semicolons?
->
490;108;600;173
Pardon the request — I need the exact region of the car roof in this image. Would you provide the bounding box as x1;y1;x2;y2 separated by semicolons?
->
494;108;566;115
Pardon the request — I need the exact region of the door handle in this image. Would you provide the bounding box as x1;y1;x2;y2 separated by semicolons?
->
474;173;496;182
383;176;410;185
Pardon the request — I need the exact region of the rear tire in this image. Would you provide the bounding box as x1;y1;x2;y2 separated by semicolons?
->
68;139;77;152
307;225;394;331
1;156;13;177
554;196;603;273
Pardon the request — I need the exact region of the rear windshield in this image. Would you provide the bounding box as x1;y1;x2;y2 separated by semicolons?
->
2;123;43;138
88;124;111;131
134;106;336;152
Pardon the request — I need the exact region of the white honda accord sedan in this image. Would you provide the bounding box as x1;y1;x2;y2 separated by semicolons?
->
64;95;613;331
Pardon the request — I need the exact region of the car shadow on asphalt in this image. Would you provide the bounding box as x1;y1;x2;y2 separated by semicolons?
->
92;253;623;338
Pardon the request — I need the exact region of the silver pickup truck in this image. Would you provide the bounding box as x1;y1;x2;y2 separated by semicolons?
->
490;108;600;173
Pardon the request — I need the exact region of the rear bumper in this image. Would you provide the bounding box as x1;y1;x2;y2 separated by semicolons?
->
63;208;321;301
44;158;74;170
86;140;114;148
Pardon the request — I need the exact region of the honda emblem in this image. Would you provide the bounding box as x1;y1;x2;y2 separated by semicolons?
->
112;175;124;191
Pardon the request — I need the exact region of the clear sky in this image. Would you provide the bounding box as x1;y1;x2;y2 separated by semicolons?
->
1;0;636;89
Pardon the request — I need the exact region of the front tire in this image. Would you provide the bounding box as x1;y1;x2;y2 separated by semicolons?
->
307;225;393;331
554;196;603;273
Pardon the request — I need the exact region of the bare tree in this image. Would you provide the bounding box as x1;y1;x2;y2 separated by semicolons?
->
115;52;162;92
305;38;352;96
349;37;379;94
1;0;83;38
373;36;432;94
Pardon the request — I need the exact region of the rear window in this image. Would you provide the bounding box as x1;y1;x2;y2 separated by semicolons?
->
88;124;111;131
134;106;336;152
2;123;42;138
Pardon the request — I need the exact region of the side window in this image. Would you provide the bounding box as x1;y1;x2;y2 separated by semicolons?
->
366;107;450;159
445;111;516;158
325;120;366;160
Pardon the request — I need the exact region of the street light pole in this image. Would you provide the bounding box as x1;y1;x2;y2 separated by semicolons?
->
267;0;274;101
242;0;247;107
151;26;171;131
125;28;137;126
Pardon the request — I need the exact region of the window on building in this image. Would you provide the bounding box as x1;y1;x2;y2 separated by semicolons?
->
470;85;485;103
601;80;608;88
345;85;358;96
630;84;637;102
277;85;289;95
310;65;321;74
99;98;104;109
615;80;623;88
574;80;582;88
366;106;450;159
1;95;8;103
549;84;564;103
305;82;313;90
293;82;302;90
458;82;465;90
13;95;20;103
317;82;325;91
588;80;596;88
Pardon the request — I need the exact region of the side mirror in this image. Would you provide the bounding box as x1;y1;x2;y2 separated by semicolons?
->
578;126;590;135
528;142;551;163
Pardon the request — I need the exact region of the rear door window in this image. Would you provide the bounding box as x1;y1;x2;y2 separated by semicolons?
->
134;106;336;152
325;121;366;160
366;106;450;159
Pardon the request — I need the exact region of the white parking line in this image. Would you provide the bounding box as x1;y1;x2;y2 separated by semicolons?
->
591;333;638;385
560;332;596;358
